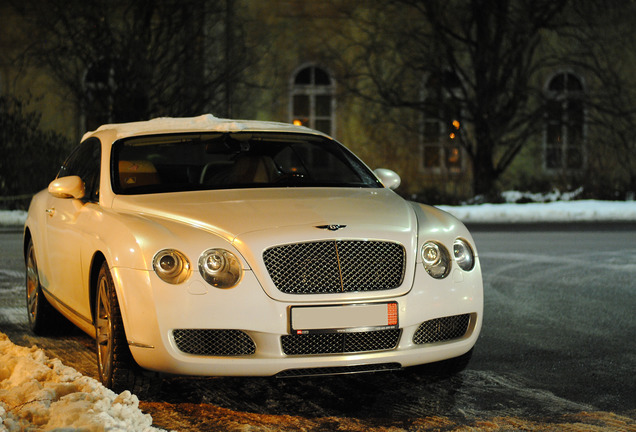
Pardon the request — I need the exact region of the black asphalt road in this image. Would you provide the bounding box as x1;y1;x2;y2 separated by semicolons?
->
1;225;635;429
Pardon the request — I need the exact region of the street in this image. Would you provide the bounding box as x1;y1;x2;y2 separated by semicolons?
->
1;226;635;430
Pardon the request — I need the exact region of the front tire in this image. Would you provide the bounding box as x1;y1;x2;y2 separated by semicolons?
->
25;239;60;335
95;261;159;395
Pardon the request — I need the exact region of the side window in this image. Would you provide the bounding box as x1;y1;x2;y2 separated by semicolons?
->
58;138;102;202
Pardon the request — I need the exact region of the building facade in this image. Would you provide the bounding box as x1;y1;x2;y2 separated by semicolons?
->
1;0;634;202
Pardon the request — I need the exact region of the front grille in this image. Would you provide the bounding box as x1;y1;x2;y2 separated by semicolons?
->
281;329;401;355
412;314;472;345
263;240;406;294
173;329;256;356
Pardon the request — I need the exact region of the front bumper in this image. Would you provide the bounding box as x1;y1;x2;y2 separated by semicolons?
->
113;261;483;377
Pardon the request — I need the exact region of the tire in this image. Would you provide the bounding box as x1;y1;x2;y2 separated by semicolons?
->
94;261;160;396
25;239;62;335
425;348;474;377
407;348;474;378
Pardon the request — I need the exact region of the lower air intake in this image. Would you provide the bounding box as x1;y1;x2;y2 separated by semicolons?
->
281;329;400;355
173;329;256;356
412;314;472;345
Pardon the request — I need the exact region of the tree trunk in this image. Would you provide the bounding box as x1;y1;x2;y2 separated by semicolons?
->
472;147;498;200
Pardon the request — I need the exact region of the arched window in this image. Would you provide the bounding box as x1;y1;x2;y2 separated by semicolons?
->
290;65;335;135
544;72;585;170
421;71;463;173
84;60;114;131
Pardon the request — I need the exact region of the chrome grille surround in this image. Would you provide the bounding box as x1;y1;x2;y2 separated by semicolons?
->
263;240;406;294
281;329;401;355
172;329;256;356
412;314;472;345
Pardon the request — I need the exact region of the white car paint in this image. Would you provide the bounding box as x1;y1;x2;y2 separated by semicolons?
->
25;115;483;379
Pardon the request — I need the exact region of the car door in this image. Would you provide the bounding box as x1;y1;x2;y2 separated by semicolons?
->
44;138;102;320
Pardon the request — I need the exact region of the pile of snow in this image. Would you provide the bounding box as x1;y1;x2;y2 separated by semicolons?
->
0;211;27;227
438;200;636;223
0;332;163;431
499;187;584;203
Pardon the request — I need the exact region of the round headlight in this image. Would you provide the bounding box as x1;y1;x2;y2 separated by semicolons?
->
453;239;475;271
421;241;450;279
198;249;242;288
153;249;191;284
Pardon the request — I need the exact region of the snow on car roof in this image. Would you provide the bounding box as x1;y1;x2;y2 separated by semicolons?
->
81;114;326;142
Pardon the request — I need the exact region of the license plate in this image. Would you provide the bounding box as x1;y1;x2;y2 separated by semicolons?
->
290;302;398;334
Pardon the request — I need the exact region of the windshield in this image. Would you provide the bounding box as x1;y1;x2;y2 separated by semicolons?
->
111;132;382;194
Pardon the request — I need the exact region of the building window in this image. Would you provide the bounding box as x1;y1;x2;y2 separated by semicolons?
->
290;65;335;136
544;72;585;171
84;60;114;132
421;71;463;173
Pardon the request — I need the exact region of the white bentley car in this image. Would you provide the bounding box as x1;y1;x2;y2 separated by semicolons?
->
24;115;483;393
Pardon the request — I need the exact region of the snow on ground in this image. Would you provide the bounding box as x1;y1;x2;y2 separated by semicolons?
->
0;333;163;432
0;211;28;227
438;200;636;223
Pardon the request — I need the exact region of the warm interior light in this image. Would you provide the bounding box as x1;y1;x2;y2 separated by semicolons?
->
448;148;460;163
293;119;302;126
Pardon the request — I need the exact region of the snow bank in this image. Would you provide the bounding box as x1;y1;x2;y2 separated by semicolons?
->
437;200;636;223
0;211;26;227
0;332;163;432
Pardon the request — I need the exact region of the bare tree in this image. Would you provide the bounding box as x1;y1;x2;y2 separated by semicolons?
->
323;0;568;198
0;95;70;207
12;0;256;131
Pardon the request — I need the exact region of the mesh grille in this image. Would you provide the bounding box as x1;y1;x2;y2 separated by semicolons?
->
281;329;401;355
263;240;406;294
173;329;256;356
413;314;471;345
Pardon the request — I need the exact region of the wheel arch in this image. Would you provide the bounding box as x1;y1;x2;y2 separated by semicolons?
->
89;252;108;325
23;228;33;261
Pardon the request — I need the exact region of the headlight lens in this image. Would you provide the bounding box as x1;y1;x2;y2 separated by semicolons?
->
453;239;475;271
153;249;191;284
198;249;242;288
421;241;450;279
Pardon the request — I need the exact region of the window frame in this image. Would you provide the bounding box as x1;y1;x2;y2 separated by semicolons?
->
419;71;465;174
82;59;115;133
289;64;336;137
543;71;586;172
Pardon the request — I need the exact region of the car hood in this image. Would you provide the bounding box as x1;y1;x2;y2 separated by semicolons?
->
112;188;427;302
111;187;416;243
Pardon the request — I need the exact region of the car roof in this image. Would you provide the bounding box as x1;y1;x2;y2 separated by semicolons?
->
81;114;329;142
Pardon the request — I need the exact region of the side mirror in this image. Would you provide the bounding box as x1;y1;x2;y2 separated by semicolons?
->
48;176;86;199
373;168;401;190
